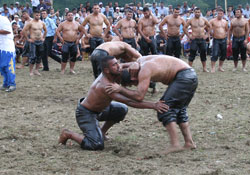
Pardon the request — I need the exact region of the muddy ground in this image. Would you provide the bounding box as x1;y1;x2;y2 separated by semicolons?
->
0;58;250;175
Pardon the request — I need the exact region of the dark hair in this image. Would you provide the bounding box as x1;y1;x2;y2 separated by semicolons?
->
235;8;242;13
66;11;73;16
125;8;133;13
143;7;149;12
194;8;200;12
41;9;48;13
12;22;17;26
93;3;99;7
174;7;180;11
121;69;132;86
22;10;28;14
101;56;115;72
33;10;40;14
217;8;224;13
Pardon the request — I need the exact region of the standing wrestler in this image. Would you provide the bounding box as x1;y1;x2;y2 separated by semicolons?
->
159;7;185;58
228;9;249;72
113;9;137;49
17;10;32;69
56;11;83;74
81;4;110;54
184;8;210;72
58;56;168;150
209;9;228;73
138;7;159;55
105;55;198;154
22;10;47;76
91;41;141;78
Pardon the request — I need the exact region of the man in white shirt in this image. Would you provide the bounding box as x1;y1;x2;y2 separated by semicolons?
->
0;16;16;92
31;0;40;11
244;4;250;18
158;2;168;16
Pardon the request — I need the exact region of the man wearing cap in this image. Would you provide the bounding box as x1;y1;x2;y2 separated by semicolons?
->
82;4;110;54
114;9;137;49
99;2;105;13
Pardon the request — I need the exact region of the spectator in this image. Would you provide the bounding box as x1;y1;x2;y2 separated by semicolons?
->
9;4;17;17
37;0;48;11
103;6;114;19
244;4;250;18
150;2;158;15
1;8;10;18
158;2;168;16
44;0;52;10
181;1;189;14
113;7;123;23
99;2;105;13
31;0;40;11
24;3;33;16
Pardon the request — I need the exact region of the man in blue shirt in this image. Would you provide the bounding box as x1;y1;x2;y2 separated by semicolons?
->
41;9;61;71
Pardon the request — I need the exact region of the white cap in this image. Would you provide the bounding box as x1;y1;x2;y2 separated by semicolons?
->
14;15;19;18
15;2;19;4
99;2;103;5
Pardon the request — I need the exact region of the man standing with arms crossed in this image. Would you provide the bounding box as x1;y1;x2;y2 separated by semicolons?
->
184;8;210;72
81;4;110;54
138;7;158;55
41;9;61;71
114;9;137;49
228;9;249;72
209;9;228;73
159;7;186;58
56;11;83;75
23;10;47;76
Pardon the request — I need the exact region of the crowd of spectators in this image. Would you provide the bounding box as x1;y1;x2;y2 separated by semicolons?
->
1;1;250;69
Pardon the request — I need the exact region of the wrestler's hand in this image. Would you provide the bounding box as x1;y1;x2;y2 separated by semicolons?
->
28;38;34;43
154;100;169;113
227;39;231;45
87;34;92;38
75;38;80;45
244;39;248;46
105;83;121;94
145;37;152;43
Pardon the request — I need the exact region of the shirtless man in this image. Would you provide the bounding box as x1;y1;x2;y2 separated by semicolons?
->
82;4;110;54
17;10;32;69
138;7;159;55
58;56;168;150
105;55;198;154
184;8;210;72
22;10;47;76
91;41;141;78
159;7;185;58
209;9;228;73
228;9;249;72
114;9;137;49
56;11;83;74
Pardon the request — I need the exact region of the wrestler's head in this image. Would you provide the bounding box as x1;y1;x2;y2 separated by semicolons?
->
143;7;150;18
101;56;121;76
217;8;224;20
194;8;201;18
125;9;133;20
66;11;74;21
121;69;138;86
235;9;242;18
33;10;40;21
173;8;180;18
92;4;100;15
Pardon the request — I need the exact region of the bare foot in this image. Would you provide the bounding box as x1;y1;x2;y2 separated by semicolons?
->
163;145;184;155
30;72;34;76
203;69;209;73
211;68;215;73
34;70;41;76
232;68;237;72
103;135;111;141
183;142;197;150
218;67;225;72
242;68;247;72
58;129;72;145
16;65;24;69
70;70;76;75
61;71;65;75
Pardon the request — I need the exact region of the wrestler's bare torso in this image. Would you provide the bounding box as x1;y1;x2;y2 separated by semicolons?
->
59;21;80;42
163;15;184;36
81;75;113;112
116;18;136;38
137;55;190;85
187;17;209;39
210;18;228;39
96;41;141;61
139;16;157;37
231;18;248;37
27;20;45;41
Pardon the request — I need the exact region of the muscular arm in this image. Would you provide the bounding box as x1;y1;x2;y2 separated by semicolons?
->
184;19;191;38
56;23;64;42
113;20;122;38
81;17;89;36
0;30;11;34
204;18;211;36
118;70;151;101
124;44;142;61
103;15;110;36
159;17;168;38
245;21;249;40
138;19;147;39
22;22;31;40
